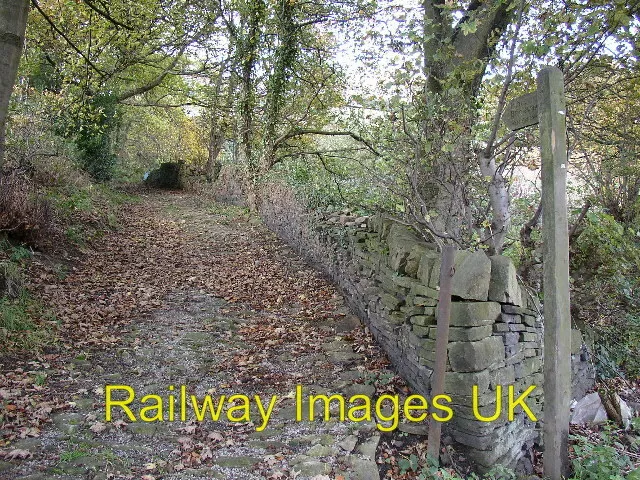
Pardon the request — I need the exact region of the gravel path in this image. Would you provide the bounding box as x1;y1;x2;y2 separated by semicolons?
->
0;193;408;480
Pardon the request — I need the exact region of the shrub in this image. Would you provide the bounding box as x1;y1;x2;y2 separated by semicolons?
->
569;423;637;480
0;171;56;245
570;211;640;379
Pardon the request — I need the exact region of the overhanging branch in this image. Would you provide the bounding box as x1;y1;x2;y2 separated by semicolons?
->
273;129;382;157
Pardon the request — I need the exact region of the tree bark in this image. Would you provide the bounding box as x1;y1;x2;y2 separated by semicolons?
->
237;0;265;210
0;0;29;167
261;0;297;173
479;152;511;254
419;0;513;241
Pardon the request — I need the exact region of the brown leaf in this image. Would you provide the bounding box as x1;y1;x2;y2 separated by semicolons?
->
4;449;32;460
89;421;106;433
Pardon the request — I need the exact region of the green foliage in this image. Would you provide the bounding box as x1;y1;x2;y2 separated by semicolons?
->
569;424;634;480
571;211;640;378
54;189;94;218
9;245;32;262
0;291;58;351
573;212;640;279
387;452;517;480
64;226;86;246
75;93;119;182
273;135;396;214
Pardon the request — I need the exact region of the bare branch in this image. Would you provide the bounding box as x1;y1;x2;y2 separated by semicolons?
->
274;129;382;157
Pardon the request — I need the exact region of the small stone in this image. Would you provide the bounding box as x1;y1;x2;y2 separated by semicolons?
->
338;435;358;452
398;422;429;435
356;434;380;460
306;444;336;457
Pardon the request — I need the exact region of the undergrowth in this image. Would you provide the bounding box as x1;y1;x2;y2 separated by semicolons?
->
0;290;58;352
569;420;640;480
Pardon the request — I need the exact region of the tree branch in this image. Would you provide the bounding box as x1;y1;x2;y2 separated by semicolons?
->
274;129;381;156
116;43;189;102
569;200;592;244
31;0;105;78
81;0;134;30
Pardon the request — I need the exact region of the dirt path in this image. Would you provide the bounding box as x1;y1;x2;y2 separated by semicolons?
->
0;193;413;480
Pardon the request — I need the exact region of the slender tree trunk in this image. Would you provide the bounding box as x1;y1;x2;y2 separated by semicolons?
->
205;120;225;182
261;0;297;173
418;0;512;242
0;0;29;167
237;0;265;210
479;152;511;254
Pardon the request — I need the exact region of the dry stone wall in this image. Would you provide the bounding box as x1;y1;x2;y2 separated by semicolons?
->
253;182;542;471
213;174;593;472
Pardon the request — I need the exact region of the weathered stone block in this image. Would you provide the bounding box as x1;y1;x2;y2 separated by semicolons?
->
488;365;515;390
412;325;430;338
417;251;441;288
500;332;520;345
451;251;491;301
410;284;439;299
380;293;402;310
448;337;505;372
444;370;490;394
519;332;538;342
454;396;509;420
413;296;437;307
449;414;507;435
448;302;501;327
505;343;524;358
453;386;505;408
405;244;429;278
571;328;583;355
380;272;408;295
502;304;537;316
521;357;542;377
418;339;437;353
431;325;492;342
506;351;525;366
488;256;522;305
387;224;421;273
391;274;419;289
499;313;522;323
410;315;435;327
400;305;425;317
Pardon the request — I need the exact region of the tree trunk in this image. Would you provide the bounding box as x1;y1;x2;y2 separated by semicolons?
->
419;0;512;242
205;119;225;182
236;0;265;211
261;0;297;173
0;0;29;167
479;152;511;254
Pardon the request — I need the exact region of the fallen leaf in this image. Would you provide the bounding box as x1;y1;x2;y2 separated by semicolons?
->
89;421;106;433
4;449;32;460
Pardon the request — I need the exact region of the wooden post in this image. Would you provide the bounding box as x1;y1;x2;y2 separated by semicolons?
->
427;245;456;463
538;66;571;480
